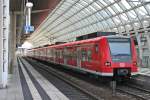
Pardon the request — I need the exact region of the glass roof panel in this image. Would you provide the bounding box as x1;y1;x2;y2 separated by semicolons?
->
107;7;116;15
103;0;111;4
80;10;88;17
99;0;108;6
92;23;98;31
90;14;98;22
99;10;109;18
96;1;105;8
121;0;131;9
145;4;150;13
29;0;150;47
120;13;128;21
107;0;115;3
75;3;84;9
136;6;148;16
143;0;150;1
112;16;121;25
79;0;88;6
91;2;102;10
107;18;115;27
97;22;103;29
127;10;137;19
88;5;97;12
84;0;94;4
84;8;92;15
95;12;103;20
66;0;76;4
102;21;109;29
112;3;123;13
129;1;141;6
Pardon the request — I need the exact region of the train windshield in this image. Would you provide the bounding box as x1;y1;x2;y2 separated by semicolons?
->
108;38;131;62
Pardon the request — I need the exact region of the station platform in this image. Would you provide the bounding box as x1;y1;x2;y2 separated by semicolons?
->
0;57;150;100
139;67;150;76
0;57;69;100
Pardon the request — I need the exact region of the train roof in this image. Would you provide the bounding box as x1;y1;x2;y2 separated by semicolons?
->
48;35;130;48
31;35;130;50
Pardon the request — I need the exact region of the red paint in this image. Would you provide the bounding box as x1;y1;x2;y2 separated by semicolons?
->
28;36;138;77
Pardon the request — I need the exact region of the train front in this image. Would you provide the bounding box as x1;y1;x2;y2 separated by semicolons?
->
101;36;138;78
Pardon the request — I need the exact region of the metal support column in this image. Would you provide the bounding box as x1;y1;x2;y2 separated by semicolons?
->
0;0;9;88
136;32;143;67
145;30;150;67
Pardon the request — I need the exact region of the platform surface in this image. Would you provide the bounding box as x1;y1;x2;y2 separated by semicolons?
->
0;57;69;100
139;67;150;76
0;59;24;100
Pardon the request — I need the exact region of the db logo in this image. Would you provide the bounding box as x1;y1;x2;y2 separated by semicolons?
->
120;63;125;67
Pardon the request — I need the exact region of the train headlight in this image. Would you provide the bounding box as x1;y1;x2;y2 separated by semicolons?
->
133;61;137;66
105;61;111;66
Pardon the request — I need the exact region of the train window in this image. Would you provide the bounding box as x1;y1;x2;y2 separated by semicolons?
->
95;44;98;53
87;50;92;62
81;49;87;61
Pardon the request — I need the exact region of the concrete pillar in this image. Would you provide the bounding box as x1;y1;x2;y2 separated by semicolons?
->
9;12;16;74
0;0;9;88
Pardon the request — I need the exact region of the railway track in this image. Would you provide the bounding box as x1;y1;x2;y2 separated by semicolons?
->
20;57;102;100
24;57;137;100
117;83;150;100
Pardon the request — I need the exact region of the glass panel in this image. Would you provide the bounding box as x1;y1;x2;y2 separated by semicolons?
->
92;2;102;10
99;0;108;6
143;0;150;1
108;38;131;62
100;10;109;18
84;0;94;4
84;8;92;15
127;10;137;19
107;18;115;27
96;1;105;7
121;0;131;9
108;7;116;15
95;12;103;20
113;3;123;13
145;4;150;13
76;3;84;9
87;50;92;61
88;5;97;12
79;0;88;6
102;21;109;29
130;1;141;6
107;0;115;3
97;22;103;30
92;23;98;31
112;16;121;25
137;6;148;16
103;0;111;4
120;13;128;21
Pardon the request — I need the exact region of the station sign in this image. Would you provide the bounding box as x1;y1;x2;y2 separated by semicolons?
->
24;25;34;33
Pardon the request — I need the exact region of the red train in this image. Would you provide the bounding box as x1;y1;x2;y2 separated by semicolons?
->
27;35;138;78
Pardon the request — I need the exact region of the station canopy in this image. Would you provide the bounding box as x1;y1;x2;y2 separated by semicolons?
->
28;0;150;47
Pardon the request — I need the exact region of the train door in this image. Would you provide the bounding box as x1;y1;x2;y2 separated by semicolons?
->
77;47;81;67
64;47;67;65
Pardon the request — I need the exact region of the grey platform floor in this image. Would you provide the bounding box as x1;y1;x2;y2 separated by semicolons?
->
0;60;24;100
0;57;69;100
139;67;150;76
